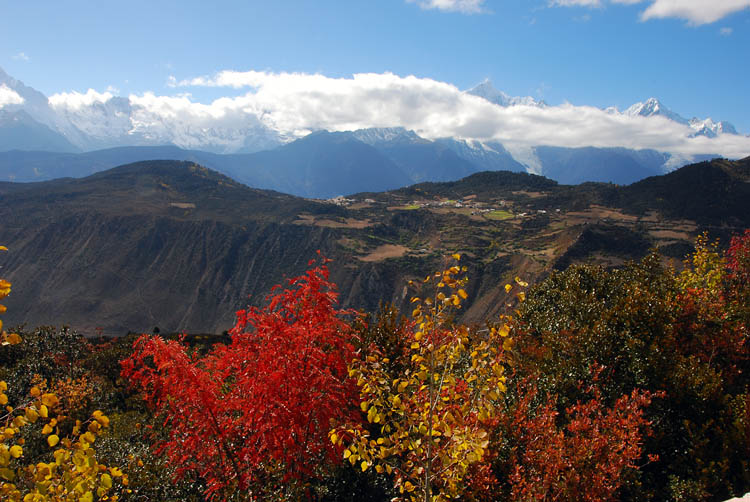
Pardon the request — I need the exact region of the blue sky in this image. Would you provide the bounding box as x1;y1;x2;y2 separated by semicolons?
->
0;0;749;157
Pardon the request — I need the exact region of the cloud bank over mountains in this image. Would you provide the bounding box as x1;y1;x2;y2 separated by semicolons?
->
45;70;749;158
1;68;748;164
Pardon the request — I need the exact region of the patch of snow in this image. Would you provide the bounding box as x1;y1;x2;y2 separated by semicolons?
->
505;145;543;175
350;127;425;146
466;79;546;108
663;153;696;171
688;117;738;138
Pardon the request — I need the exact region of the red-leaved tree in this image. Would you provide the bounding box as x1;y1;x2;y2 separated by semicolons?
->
121;258;360;500
502;374;657;502
727;229;750;319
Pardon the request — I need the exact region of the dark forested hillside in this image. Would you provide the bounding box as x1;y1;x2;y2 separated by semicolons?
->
1;157;748;335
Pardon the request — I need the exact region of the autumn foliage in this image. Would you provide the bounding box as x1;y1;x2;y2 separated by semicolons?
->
335;256;514;501
121;258;360;500
498;374;658;502
117;233;750;501
4;230;749;501
509;232;750;501
0;247;128;502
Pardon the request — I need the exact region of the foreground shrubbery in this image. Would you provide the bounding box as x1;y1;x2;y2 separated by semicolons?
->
122;259;360;500
1;232;749;501
0;251;127;501
502;232;750;501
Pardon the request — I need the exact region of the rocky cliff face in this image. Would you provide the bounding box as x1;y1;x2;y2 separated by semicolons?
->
2;212;340;333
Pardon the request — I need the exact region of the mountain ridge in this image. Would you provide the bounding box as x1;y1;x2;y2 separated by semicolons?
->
623;97;738;138
0;137;700;198
1;156;747;335
1;67;744;186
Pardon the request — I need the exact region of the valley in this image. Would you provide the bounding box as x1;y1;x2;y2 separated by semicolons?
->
1;156;747;336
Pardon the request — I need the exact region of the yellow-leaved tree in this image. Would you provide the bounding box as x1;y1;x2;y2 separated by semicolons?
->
677;232;726;293
0;245;20;347
0;246;128;501
333;254;518;502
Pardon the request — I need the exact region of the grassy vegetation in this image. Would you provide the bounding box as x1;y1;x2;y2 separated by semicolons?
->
485;210;514;221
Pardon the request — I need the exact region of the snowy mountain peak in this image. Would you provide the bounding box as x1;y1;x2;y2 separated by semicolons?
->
467;79;507;104
0;69;10;87
717;121;737;135
0;67;743;165
625;98;689;125
0;67;284;154
0;66;18;87
688;117;738;138
350;127;426;146
466;79;545;107
625;97;738;137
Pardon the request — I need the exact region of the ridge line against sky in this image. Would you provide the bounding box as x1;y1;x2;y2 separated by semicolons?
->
1;0;748;151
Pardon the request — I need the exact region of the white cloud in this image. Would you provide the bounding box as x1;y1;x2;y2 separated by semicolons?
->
48;88;115;110
145;70;750;159
556;0;750;24
720;26;734;35
11;52;29;61
640;0;750;24
168;71;273;89
405;0;486;14
645;0;750;24
0;84;24;108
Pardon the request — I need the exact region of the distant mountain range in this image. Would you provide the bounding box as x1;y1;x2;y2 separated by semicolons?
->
0;133;691;198
622;97;738;138
1;156;747;335
0;67;742;195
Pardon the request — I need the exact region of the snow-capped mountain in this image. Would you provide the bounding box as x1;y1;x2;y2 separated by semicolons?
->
466;82;738;142
347;127;478;182
0;67;744;189
0;108;78;152
466;79;546;107
350;127;428;146
688;117;738;138
625;97;689;125
625;97;738;138
0;67;284;154
48;94;141;150
434;137;526;173
0;67;57;126
0;67;85;150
